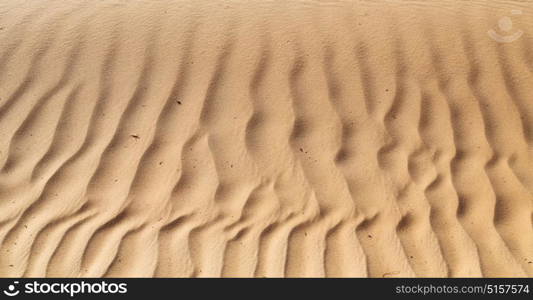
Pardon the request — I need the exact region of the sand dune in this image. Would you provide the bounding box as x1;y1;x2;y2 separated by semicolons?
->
0;0;532;277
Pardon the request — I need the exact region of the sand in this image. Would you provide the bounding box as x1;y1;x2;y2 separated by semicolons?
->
0;0;532;278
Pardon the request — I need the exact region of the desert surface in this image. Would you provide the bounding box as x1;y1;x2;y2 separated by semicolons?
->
0;0;532;277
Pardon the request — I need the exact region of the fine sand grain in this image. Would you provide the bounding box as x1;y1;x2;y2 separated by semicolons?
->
0;0;532;277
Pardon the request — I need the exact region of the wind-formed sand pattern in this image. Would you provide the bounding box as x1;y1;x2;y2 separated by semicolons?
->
0;0;532;277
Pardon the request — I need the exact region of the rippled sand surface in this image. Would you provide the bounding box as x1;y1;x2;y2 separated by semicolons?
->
0;0;532;277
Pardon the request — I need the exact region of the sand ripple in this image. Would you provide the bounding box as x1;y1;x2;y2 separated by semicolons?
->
0;0;532;277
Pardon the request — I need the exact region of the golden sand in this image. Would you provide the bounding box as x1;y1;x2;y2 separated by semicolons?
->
0;0;532;277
